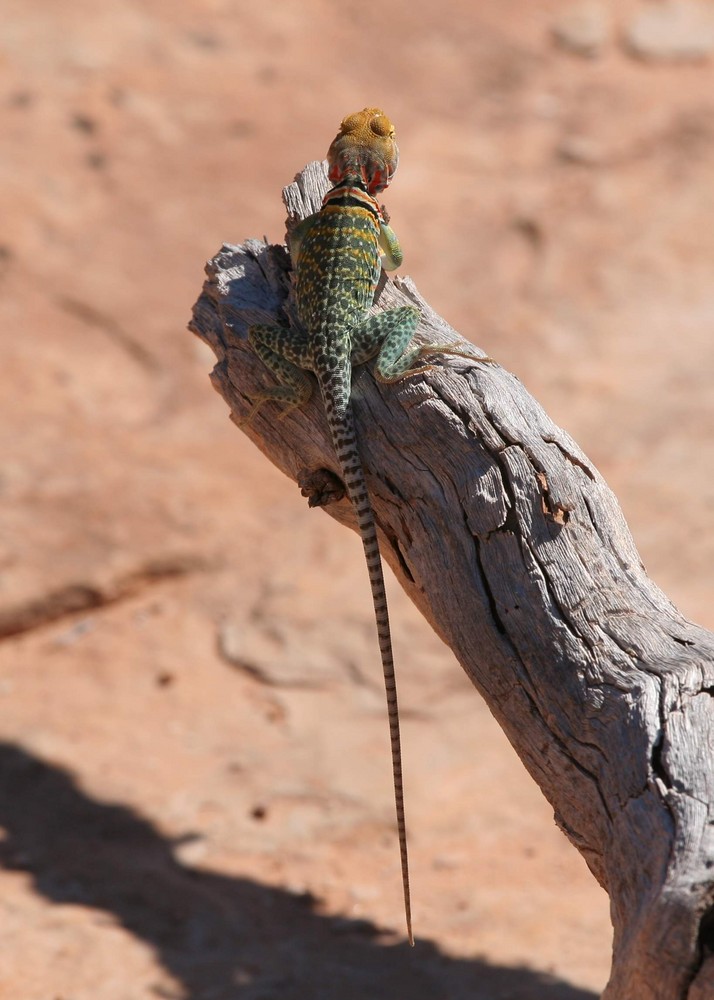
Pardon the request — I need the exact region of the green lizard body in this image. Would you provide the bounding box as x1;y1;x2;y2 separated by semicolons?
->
246;108;492;945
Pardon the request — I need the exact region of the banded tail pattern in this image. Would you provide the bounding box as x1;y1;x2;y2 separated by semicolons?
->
319;372;413;947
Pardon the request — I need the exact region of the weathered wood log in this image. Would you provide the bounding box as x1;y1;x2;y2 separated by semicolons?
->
189;162;714;999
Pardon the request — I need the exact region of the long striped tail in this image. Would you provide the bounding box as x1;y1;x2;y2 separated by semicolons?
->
325;398;413;947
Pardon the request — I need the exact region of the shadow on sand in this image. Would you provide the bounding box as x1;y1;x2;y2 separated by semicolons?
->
0;741;601;1000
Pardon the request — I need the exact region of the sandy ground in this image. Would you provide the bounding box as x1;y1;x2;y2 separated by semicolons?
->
0;2;712;998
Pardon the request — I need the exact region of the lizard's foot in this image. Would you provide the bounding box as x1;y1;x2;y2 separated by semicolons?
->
239;396;268;428
239;386;307;427
377;362;435;384
415;342;496;365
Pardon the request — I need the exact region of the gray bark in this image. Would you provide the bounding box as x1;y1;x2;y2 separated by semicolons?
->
189;161;714;999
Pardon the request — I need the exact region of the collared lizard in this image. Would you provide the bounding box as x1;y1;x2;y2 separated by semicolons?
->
245;108;492;945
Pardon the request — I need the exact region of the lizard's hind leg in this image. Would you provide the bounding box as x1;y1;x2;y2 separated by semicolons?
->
243;323;313;424
363;311;494;383
359;306;491;383
351;306;425;380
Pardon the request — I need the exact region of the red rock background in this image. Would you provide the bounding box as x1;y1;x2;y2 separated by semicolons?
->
1;2;712;997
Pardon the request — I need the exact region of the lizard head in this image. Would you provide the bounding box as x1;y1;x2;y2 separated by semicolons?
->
326;107;399;195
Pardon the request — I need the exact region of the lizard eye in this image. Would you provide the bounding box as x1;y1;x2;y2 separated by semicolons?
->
370;113;393;138
339;112;362;134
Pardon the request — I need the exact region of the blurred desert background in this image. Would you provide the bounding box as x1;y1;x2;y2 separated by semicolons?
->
1;2;713;998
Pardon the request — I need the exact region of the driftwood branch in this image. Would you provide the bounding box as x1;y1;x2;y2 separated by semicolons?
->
189;162;714;999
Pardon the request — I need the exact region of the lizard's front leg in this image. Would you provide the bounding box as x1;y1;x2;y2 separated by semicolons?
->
242;322;313;424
